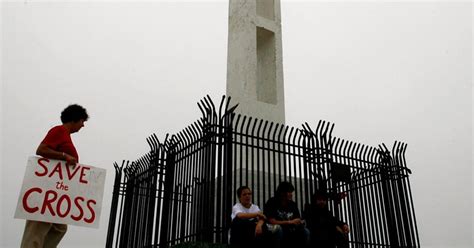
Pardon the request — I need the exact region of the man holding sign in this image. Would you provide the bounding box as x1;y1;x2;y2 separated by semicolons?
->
20;104;89;248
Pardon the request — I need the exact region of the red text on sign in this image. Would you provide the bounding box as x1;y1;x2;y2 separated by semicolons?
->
35;158;90;184
22;187;96;223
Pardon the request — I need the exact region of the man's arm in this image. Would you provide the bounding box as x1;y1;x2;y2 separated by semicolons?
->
235;212;266;220
331;214;349;234
264;200;301;226
337;224;350;234
255;218;265;236
268;217;302;226
36;143;77;165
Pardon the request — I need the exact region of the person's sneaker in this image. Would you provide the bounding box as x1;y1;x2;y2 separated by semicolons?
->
265;223;282;234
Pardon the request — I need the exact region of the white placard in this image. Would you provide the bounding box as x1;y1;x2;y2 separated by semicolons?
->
14;156;106;228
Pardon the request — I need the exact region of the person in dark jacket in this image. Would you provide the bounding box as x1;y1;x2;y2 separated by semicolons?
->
264;181;310;248
305;189;350;248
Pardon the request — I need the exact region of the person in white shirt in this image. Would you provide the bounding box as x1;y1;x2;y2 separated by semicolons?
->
230;186;266;247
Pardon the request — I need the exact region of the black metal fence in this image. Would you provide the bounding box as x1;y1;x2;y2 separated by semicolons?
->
106;96;420;248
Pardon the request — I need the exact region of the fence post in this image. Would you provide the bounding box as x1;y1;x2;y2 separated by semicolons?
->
105;162;124;248
378;147;400;247
160;144;177;248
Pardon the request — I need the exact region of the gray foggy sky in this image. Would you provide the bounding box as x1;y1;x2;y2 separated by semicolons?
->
1;1;472;247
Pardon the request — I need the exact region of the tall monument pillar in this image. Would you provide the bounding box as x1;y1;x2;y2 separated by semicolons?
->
226;0;285;124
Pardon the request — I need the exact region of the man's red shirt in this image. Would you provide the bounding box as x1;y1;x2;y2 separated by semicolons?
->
41;125;79;161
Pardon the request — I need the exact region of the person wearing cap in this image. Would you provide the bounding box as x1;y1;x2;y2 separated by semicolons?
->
263;181;310;248
230;186;266;248
304;189;350;248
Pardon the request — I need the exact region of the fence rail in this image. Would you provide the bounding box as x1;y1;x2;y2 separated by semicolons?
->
106;95;420;248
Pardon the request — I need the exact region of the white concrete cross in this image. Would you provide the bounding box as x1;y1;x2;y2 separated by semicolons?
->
226;0;286;124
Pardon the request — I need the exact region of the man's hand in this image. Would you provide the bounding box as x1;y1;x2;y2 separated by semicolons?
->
64;154;77;166
342;224;350;234
289;218;303;225
337;224;350;234
255;224;263;236
256;212;266;220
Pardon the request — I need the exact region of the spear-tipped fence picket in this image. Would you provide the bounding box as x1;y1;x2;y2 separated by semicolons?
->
106;96;420;248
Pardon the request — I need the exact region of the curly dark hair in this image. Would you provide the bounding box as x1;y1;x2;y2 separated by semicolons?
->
276;181;295;196
60;104;89;123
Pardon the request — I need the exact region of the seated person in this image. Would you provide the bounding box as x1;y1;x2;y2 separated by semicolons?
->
304;189;350;248
263;181;310;248
230;186;266;247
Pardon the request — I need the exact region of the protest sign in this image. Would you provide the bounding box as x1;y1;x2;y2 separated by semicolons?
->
14;156;106;228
